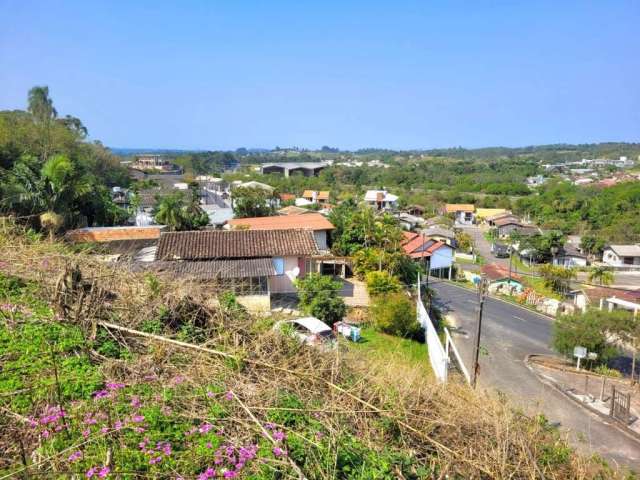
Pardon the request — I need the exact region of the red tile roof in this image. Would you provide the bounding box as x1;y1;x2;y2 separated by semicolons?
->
445;204;475;213
228;213;334;231
65;226;164;243
481;263;522;282
156;229;319;260
279;193;296;201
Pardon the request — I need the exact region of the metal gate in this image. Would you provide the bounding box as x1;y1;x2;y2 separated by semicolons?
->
610;386;632;424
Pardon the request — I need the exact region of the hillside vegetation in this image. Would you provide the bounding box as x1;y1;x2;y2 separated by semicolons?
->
0;225;624;479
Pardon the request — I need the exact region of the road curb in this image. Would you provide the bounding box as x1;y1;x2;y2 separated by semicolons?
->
524;354;640;446
433;279;556;321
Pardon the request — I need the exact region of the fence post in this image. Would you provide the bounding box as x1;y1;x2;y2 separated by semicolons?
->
609;386;616;417
600;376;606;402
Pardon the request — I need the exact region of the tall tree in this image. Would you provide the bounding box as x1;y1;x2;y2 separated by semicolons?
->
27;86;57;160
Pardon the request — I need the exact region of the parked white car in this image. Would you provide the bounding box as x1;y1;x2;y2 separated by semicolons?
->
274;317;336;347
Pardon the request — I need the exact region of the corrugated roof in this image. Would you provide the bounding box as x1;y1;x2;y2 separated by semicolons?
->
228;213;334;231
156;229;319;260
138;258;276;279
445;204;475;213
608;245;640;257
278;206;311;216
317;191;330;200
494;217;522;227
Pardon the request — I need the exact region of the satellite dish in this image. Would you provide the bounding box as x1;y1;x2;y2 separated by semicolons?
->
286;267;300;281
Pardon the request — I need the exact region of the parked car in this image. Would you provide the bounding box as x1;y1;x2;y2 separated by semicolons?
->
491;242;510;258
274;317;336;347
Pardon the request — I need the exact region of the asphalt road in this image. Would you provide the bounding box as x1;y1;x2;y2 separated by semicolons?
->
431;280;640;470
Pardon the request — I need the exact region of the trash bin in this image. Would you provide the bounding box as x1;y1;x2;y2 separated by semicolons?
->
350;326;361;343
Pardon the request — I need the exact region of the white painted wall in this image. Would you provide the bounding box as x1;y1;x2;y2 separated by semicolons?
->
268;256;301;293
429;246;454;270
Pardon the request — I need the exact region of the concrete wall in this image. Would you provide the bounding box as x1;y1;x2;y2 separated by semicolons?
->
268;256;301;293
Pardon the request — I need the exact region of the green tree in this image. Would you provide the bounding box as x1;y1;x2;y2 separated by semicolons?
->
371;292;419;338
365;271;402;296
587;266;614;286
294;273;346;326
537;264;576;294
455;232;473;253
553;310;621;364
27;86;57;160
231;186;278;218
153;191;209;231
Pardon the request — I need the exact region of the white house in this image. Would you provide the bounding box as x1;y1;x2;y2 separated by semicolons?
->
364;190;398;210
602;245;640;268
552;245;588;268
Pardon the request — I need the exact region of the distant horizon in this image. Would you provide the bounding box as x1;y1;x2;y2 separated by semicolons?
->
2;1;639;149
109;140;640;154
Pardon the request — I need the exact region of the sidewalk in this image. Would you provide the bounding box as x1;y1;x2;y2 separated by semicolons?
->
528;355;640;438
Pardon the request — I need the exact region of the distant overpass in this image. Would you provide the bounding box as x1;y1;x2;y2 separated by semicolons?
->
261;161;329;177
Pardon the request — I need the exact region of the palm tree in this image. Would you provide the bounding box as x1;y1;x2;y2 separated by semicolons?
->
588;265;614;286
154;192;187;231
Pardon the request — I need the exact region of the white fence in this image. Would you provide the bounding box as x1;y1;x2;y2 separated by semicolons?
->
418;275;470;384
417;283;448;382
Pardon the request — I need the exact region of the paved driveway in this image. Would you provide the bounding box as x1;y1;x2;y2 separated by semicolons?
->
431;280;640;470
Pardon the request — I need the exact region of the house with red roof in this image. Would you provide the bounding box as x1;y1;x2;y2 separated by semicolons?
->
401;232;454;278
228;213;334;251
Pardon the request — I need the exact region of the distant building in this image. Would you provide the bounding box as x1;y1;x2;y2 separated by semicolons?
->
602;245;640;268
552;245;588;268
261;162;329;177
364;190;398;210
131;154;182;173
302;190;330;204
444;204;475;225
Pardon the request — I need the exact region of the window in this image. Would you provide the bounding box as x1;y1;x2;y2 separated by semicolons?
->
272;257;285;275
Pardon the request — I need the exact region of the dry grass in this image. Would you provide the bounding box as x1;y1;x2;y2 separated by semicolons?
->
0;223;625;479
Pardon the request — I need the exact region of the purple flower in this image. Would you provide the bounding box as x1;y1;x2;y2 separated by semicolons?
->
273;430;286;441
223;471;237;479
68;451;83;462
198;422;213;434
114;421;124;431
100;427;109;434
105;382;125;390
86;467;97;478
272;446;287;457
131;414;145;423
130;396;141;408
172;375;185;385
82;429;90;438
264;422;275;430
41;430;50;439
206;391;215;398
198;467;216;480
93;390;110;400
224;391;233;401
98;466;110;478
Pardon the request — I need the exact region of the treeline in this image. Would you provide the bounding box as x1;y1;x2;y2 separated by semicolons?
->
515;180;640;243
0;86;130;231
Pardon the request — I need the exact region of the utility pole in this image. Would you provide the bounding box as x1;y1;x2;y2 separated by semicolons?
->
471;274;487;389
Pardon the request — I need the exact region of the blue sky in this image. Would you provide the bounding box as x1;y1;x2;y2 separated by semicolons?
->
1;1;639;150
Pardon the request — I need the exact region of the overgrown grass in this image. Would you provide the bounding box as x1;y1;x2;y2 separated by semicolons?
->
346;326;432;375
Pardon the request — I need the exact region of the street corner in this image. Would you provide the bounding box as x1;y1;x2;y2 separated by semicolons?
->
527;354;640;443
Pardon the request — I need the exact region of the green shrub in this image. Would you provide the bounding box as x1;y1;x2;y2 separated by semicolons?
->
365;271;402;296
594;365;622;378
552;310;619;363
295;273;346;326
371;292;420;338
